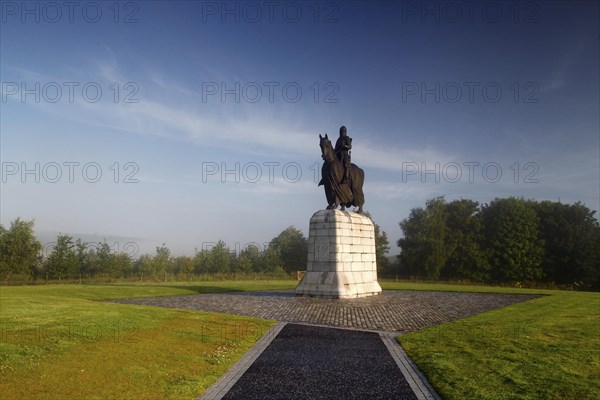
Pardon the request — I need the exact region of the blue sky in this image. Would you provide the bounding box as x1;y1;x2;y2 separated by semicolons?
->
1;0;599;257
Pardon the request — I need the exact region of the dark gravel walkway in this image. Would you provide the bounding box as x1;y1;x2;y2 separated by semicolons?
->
221;323;418;400
112;290;540;333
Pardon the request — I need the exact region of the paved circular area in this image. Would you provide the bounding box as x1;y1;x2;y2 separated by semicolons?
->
112;290;540;333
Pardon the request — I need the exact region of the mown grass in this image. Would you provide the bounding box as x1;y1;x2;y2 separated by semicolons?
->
380;280;557;295
396;286;600;399
1;279;298;301
0;281;294;399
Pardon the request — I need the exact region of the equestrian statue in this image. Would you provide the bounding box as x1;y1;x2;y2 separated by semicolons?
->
318;126;365;213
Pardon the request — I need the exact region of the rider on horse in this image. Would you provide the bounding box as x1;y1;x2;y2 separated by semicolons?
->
334;126;352;184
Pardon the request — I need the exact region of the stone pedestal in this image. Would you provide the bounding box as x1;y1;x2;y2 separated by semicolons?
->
295;210;382;298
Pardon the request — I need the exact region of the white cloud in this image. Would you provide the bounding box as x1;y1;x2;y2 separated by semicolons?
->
4;61;459;178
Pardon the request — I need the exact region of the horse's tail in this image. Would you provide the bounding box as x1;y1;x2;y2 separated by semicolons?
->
350;165;365;207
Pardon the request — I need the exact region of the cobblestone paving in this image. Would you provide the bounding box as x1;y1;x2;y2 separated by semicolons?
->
112;290;540;333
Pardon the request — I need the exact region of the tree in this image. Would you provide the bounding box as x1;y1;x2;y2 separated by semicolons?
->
535;201;600;288
94;240;114;276
480;198;544;281
235;255;254;274
193;249;209;274
181;256;195;278
44;234;78;280
153;244;171;279
0;224;8;281
173;256;194;279
267;226;307;273
262;245;281;273
398;197;447;279
113;252;133;278
240;243;265;272
206;241;231;273
135;254;155;281
443;199;489;280
0;218;42;282
74;239;90;276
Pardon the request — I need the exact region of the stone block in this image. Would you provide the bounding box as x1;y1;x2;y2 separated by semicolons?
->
353;262;365;272
315;228;328;237
324;272;335;285
362;253;374;262
331;252;344;262
350;244;365;254
340;236;352;245
354;271;364;283
340;252;352;262
361;237;373;246
310;261;325;272
349;214;363;223
337;222;352;230
305;273;318;284
312;212;327;223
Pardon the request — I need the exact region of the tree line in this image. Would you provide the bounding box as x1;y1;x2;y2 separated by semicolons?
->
393;197;599;290
2;198;598;291
0;221;310;282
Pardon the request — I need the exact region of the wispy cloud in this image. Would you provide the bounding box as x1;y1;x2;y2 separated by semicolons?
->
4;60;458;174
367;180;445;201
232;176;317;195
539;31;587;94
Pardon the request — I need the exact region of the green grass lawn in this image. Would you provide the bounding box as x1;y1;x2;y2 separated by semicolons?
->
380;280;559;294
384;282;600;399
0;280;294;400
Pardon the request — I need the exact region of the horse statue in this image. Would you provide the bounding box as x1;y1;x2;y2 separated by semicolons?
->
318;133;365;213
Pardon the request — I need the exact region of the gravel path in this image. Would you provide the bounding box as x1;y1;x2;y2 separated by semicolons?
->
220;323;418;400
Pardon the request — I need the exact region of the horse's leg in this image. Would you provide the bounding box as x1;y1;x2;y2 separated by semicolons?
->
326;188;337;209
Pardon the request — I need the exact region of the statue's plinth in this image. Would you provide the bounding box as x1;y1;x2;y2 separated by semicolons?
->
295;210;382;298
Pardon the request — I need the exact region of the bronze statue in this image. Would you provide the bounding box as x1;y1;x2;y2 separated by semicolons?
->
334;126;352;183
318;127;365;213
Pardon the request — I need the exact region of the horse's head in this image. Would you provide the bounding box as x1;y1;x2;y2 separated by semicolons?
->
319;133;336;163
